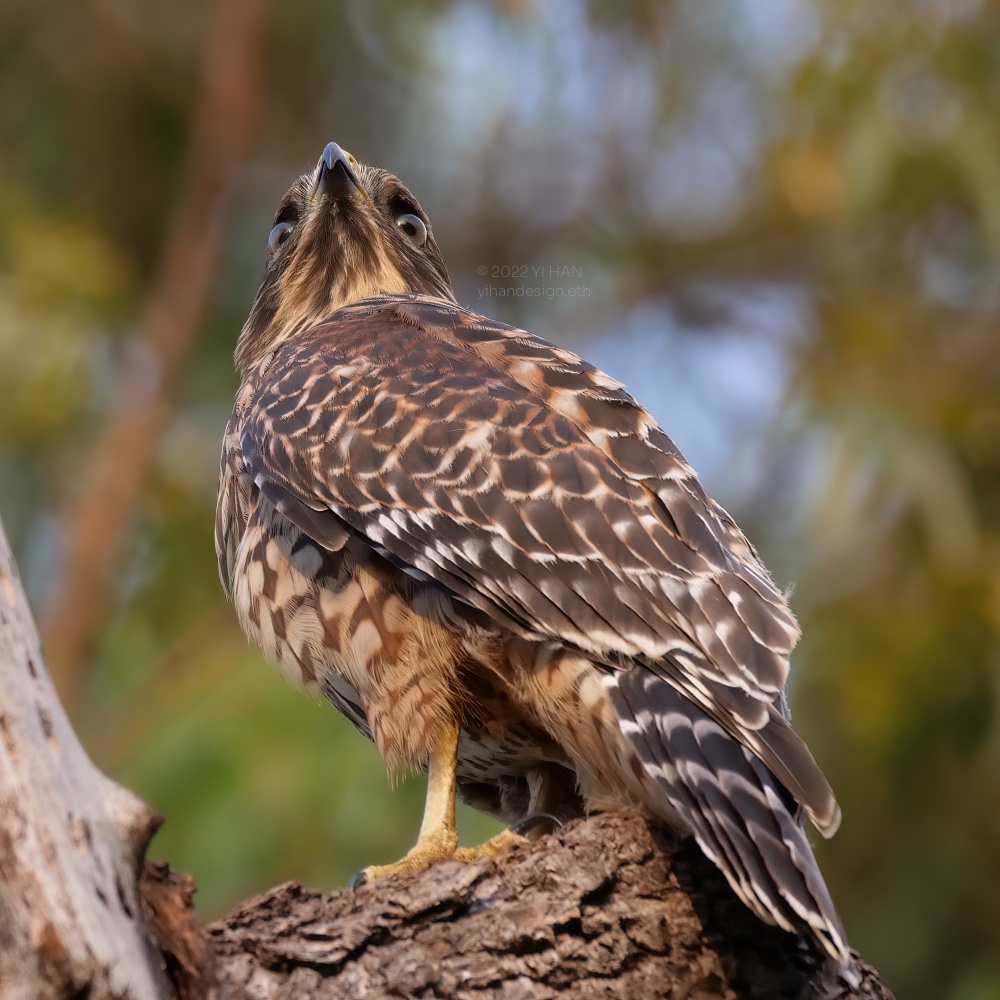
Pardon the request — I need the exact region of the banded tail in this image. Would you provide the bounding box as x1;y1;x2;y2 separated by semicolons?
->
607;670;850;964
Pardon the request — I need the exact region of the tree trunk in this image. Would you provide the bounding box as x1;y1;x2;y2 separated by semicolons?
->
0;523;169;998
0;516;895;999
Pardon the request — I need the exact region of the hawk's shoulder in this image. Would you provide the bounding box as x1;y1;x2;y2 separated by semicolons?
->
240;294;796;694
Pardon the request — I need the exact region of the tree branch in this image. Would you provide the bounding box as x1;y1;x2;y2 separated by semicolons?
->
0;518;170;999
40;0;265;708
201;812;894;1000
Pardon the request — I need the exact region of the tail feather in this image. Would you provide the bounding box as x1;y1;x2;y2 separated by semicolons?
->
662;710;793;925
618;697;766;909
607;669;849;963
656;656;842;836
751;711;842;837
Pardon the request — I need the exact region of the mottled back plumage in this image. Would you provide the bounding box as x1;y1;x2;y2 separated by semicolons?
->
217;142;851;966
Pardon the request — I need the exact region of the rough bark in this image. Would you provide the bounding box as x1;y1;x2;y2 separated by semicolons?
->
1;511;894;999
0;522;170;999
195;812;894;1000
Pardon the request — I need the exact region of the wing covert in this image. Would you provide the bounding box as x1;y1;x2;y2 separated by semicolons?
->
239;296;800;731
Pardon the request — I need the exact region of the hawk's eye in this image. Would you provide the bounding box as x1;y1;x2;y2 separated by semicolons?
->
396;213;427;246
268;221;294;251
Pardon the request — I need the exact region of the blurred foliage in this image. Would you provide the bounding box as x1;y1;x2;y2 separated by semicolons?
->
1;1;999;997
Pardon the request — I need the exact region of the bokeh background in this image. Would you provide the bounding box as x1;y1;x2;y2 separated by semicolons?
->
1;1;998;996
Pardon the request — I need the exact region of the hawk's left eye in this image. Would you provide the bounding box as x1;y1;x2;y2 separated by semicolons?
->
396;214;427;246
268;221;294;251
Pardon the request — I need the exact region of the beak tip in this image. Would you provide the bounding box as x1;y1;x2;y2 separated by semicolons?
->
321;141;344;171
314;141;363;200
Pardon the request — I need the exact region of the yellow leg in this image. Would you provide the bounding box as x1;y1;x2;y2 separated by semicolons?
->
353;720;461;886
350;725;561;888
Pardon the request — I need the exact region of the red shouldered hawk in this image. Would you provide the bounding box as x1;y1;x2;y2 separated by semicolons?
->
216;142;851;965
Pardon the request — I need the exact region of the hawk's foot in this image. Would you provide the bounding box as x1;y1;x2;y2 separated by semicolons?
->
350;824;459;888
453;828;524;862
453;812;562;861
512;812;563;840
349;725;561;888
350;814;562;887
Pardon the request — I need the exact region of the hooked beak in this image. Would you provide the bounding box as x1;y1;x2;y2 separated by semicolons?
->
312;142;368;201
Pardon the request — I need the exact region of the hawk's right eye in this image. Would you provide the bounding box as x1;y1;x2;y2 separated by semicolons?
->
396;213;427;246
268;221;294;251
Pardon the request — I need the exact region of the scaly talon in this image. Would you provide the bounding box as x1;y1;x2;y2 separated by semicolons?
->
349;721;554;888
354;825;460;885
453;813;560;862
512;812;562;840
454;828;527;862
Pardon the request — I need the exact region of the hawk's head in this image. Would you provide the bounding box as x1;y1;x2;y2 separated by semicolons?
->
236;142;455;375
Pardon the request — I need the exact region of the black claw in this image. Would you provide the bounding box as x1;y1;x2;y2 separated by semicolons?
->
512;813;563;840
349;871;368;890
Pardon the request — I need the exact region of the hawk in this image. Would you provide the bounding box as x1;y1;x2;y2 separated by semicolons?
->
216;141;850;963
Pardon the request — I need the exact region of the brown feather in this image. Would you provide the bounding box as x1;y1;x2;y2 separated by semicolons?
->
216;145;849;963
